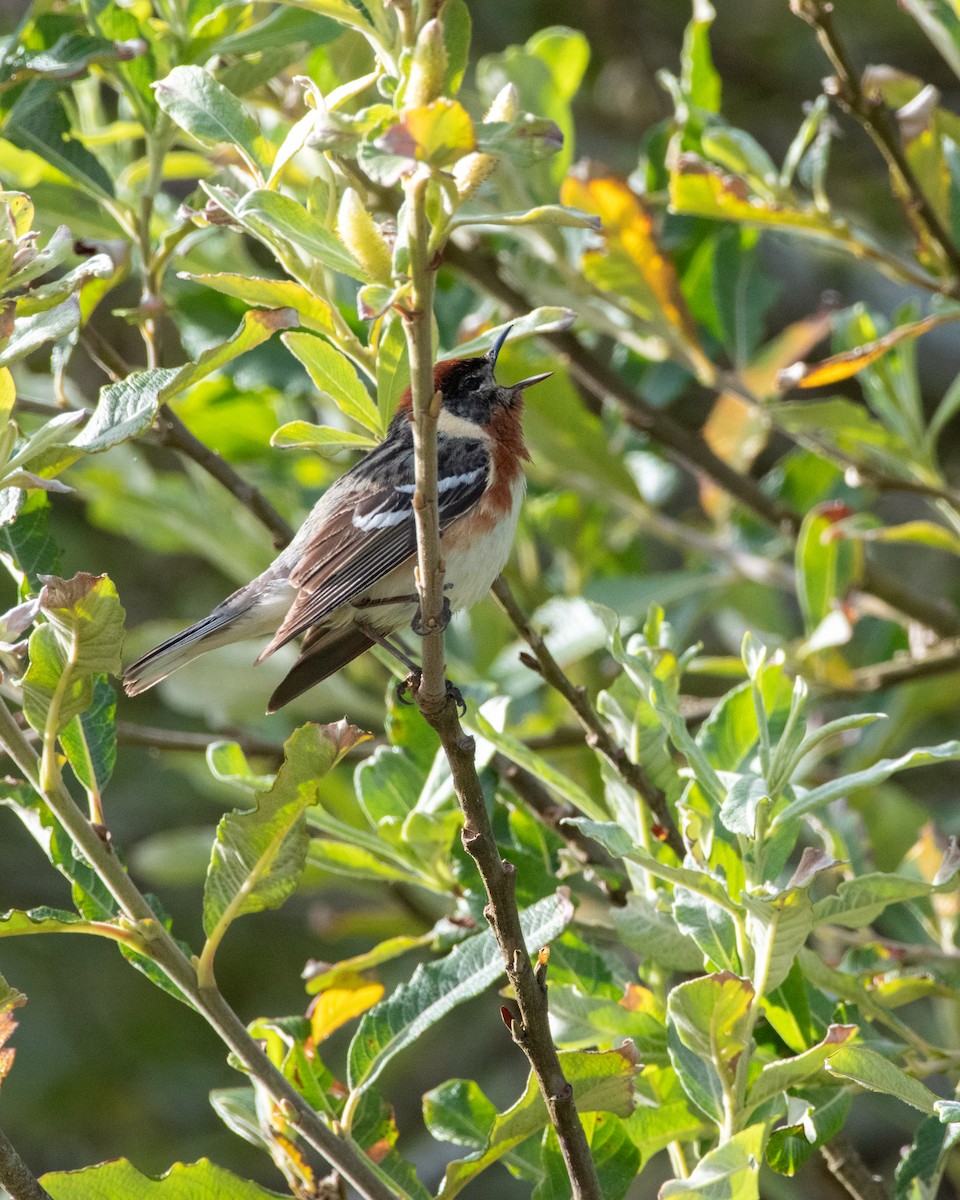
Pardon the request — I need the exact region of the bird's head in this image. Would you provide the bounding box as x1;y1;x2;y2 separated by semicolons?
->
430;325;551;429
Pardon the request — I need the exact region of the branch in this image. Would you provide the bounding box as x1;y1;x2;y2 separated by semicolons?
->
793;0;960;292
154;406;294;550
80;326;294;551
446;242;960;638
820;1131;889;1200
115;721;286;761
402;177;601;1200
492;576;686;861
493;753;629;905
0;700;396;1200
0;1128;52;1200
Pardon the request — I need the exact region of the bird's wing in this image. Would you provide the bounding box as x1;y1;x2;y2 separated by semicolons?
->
259;431;490;658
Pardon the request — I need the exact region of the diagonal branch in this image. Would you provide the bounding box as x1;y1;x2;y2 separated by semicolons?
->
792;0;960;292
492;576;685;861
0;1128;52;1200
402;175;602;1200
445;242;960;639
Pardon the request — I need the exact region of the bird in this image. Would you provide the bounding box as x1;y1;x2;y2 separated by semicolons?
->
122;326;550;713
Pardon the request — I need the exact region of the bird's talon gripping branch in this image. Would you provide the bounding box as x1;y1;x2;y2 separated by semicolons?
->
412;595;452;636
447;679;467;716
396;670;422;706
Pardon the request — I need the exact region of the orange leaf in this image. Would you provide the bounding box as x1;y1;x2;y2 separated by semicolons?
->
779;312;960;390
561;164;705;361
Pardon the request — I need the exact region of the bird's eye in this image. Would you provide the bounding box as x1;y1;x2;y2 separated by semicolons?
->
458;373;482;393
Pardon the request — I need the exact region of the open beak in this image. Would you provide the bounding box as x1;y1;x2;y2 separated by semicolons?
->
515;371;552;391
486;324;513;367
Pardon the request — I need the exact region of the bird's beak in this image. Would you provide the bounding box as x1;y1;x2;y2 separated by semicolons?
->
514;371;552;391
486;324;513;368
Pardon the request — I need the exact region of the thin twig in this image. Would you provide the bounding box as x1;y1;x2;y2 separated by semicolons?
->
446;241;960;638
154;406;294;550
793;0;960;291
820;1131;889;1200
403;178;602;1200
492;576;686;861
0;700;397;1200
0;1128;52;1200
115;721;286;761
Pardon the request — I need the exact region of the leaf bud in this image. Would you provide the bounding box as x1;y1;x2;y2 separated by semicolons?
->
405;19;448;109
484;82;520;125
336;189;393;285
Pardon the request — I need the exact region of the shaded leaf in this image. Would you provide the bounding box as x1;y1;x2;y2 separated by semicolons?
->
347;891;573;1091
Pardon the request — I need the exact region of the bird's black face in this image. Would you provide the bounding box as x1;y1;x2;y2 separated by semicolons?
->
439;356;513;425
438;327;552;427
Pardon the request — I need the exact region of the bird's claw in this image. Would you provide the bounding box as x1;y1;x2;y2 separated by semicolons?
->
396;670;421;706
395;671;466;716
411;595;452;637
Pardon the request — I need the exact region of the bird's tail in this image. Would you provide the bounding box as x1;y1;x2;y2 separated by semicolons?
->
122;610;244;696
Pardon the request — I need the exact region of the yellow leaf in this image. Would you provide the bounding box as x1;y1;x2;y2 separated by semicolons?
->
309;973;384;1042
380;99;475;168
779;311;960;390
562;166;704;362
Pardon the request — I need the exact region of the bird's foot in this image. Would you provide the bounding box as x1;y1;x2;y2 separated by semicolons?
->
396;670;421;706
396;670;466;716
411;595;452;636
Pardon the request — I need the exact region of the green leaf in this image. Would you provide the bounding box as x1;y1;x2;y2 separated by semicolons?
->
308;838;415;884
179;272;334;334
347;891;573;1092
2;80;114;198
202;721;364;939
672;886;740;973
660;1123;765;1199
810;850;959;928
440;0;471;93
742;889;813;993
376;314;409;423
680;0;721;113
73;367;179;454
839;518;960;556
0;491;62;589
766;1091;851;1176
894;1113;960;1200
282;332;382;435
796;504;863;635
826;1045;938;1113
166;308;299;399
0;297;80;368
206;741;276;793
436;1048;636;1199
41;1157;287;1199
60;675;117;794
231;189;367;281
22;574;125;736
153;66;266;176
611;893;703;973
270;421;378;453
438;308;576;360
774;742;960;828
0;906;106;937
746;1024;857;1112
424;1079;497;1149
668;972;755;1071
774;398;914;476
470;713;606;820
